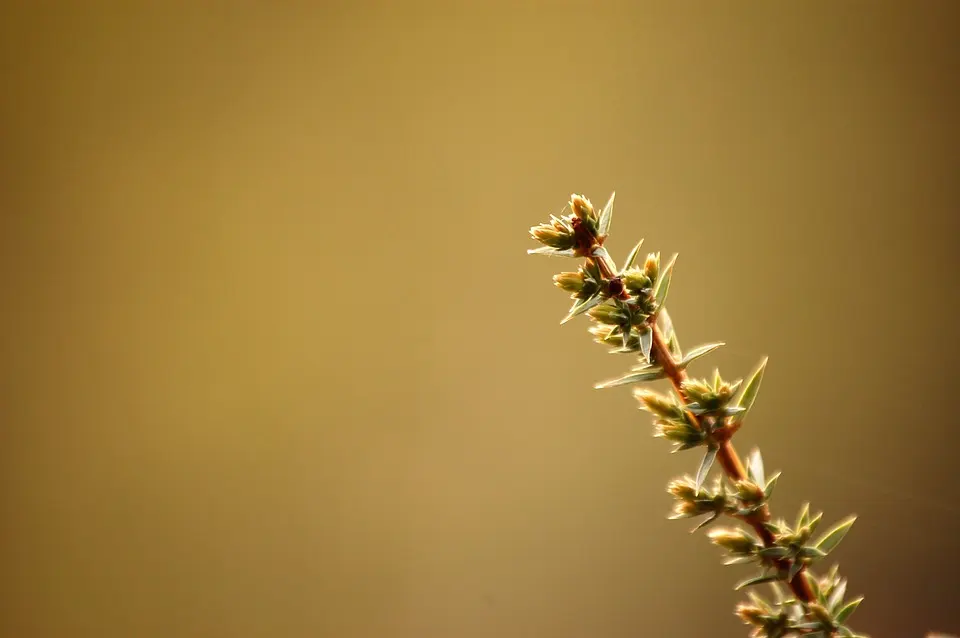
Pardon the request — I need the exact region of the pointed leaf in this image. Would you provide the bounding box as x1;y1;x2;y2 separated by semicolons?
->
764;472;782;500
594;367;666;389
527;247;577;257
679;342;725;367
806;571;824;604
690;512;720;533
696;446;718;490
653;253;678;310
758;547;791;559
639;327;653;363
814;516;857;555
796;503;811;531
621;238;645;272
560;294;604;324
834;596;864;624
788;559;804;581
733;356;768;423
828;579;848;612
747;448;766;488
735;573;780;590
598;191;615;236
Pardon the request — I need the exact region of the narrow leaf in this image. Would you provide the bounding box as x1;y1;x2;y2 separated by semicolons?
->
679;342;725;367
764;472;782;500
560;294;604;324
788;559;804;581
696;446;718;490
621;238;645;271
814;516;857;555
653;253;678;310
758;547;791;559
598;191;615;236
527;247;577;257
796;503;811;531
594;367;666;389
828;579;848;612
639;327;653;363
733;356;768;423
746;448;766;489
834;596;864;624
735;574;780;590
690;512;720;533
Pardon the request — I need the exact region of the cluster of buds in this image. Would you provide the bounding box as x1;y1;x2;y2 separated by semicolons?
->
527;192;866;637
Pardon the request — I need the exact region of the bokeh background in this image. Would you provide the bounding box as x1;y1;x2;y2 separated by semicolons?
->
2;2;958;637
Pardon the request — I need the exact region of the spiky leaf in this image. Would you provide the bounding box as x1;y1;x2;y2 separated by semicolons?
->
834;597;864;624
696;446;718;490
560;293;604;324
594;367;667;389
735;573;780;590
814;516;857;555
653;253;678;310
621;239;645;272
679;342;725;367
732;356;768;423
746;448;765;487
598;191;615;236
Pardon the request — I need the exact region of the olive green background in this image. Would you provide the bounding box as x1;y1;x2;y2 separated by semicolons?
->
2;2;958;637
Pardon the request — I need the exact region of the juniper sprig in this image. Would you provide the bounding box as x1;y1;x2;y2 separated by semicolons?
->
527;193;866;638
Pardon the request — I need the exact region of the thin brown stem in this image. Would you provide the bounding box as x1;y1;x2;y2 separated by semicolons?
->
648;328;817;606
589;253;816;605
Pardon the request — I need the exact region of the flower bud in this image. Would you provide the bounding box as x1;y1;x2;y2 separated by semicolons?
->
666;476;699;501
708;527;758;555
735;479;765;503
553;271;585;294
636;390;683;420
570;194;596;222
643;252;660;282
735;603;767;626
530;224;576;250
622;268;652;295
588;303;627;326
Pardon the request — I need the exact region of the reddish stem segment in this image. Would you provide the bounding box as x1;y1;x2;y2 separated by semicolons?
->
589;255;816;606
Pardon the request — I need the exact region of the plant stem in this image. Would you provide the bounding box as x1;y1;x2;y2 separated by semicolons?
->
589;253;816;606
648;327;817;606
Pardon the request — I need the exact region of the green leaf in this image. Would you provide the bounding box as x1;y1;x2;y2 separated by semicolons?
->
814;516;857;555
764;472;782;500
723;555;755;566
735;573;780;590
621;238;645;272
787;559;804;581
653;253;678;310
597;191;616;236
560;293;604;324
690;512;720;533
827;579;848;612
796;503;811;531
527;246;578;257
679;342;725;367
798;546;828;560
594;367;667;389
758;547;791;559
639;327;653;363
733;356;768;423
806;571;824;604
696;446;718;490
834;596;864;624
747;448;766;487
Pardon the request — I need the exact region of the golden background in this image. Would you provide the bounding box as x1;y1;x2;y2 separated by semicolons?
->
2;2;958;636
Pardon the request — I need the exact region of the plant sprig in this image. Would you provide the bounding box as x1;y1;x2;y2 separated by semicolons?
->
528;193;865;638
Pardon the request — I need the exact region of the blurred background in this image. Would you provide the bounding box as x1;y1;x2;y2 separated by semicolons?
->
1;2;958;636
